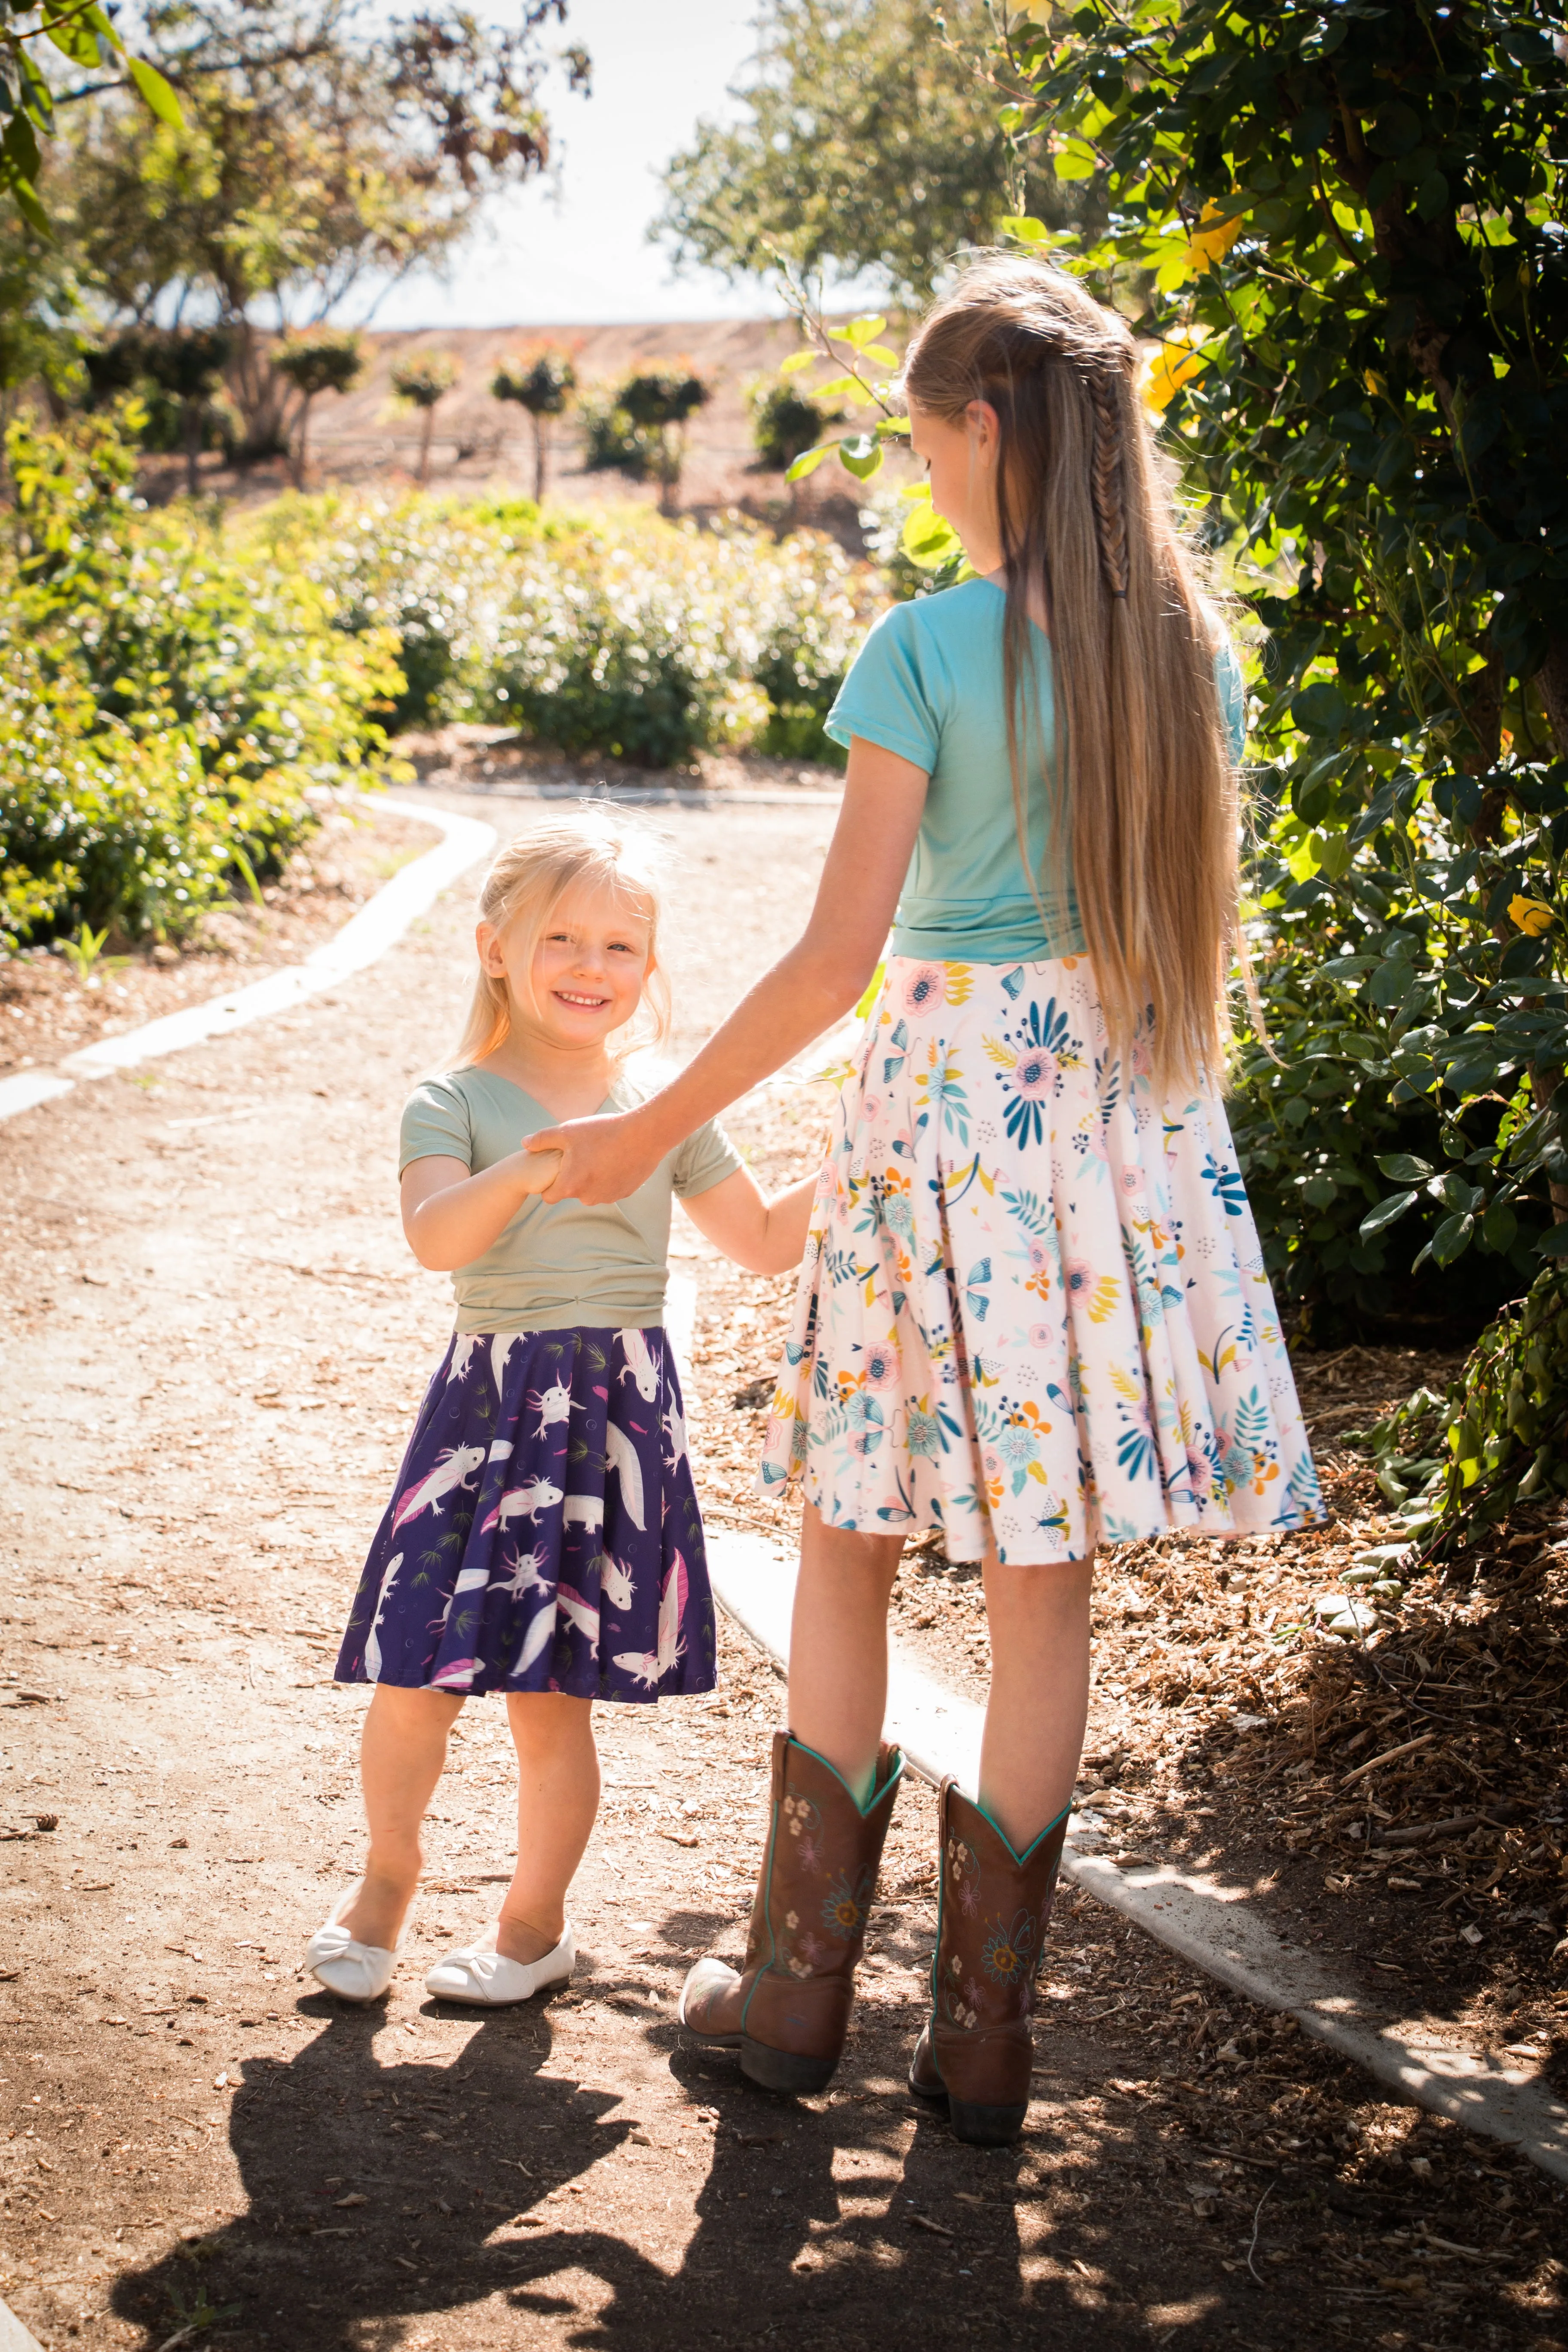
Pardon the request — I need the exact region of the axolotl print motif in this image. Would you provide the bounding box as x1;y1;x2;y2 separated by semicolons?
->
334;1326;716;1702
760;954;1324;1564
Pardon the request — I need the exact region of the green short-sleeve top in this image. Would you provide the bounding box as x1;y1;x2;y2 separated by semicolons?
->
399;1062;741;1335
825;576;1246;965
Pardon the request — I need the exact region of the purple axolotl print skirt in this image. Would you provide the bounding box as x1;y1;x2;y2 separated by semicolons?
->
333;1325;716;1702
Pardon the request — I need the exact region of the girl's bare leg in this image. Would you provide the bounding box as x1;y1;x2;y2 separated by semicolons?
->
496;1693;600;1965
785;1504;905;1800
343;1684;465;1949
978;1551;1094;1849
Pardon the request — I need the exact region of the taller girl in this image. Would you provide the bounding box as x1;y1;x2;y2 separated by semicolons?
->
530;257;1324;2142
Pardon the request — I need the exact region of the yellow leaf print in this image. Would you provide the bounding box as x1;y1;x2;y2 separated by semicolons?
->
1200;1338;1239;1377
945;964;975;1006
1109;1362;1142;1402
1087;1276;1121;1324
982;1035;1017;1068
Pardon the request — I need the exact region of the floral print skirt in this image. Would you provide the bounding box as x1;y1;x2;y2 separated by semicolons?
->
334;1325;715;1701
758;955;1324;1565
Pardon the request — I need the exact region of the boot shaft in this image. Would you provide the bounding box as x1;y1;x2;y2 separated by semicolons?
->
741;1731;903;1992
933;1779;1068;2036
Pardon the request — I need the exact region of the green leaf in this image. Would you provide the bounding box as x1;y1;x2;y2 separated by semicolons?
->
837;316;888;350
812;374;877;407
997;214;1051;245
126;55;184;128
1429;1212;1475;1268
1360;1191;1418;1240
900;502;962;570
1481;1200;1517;1253
1054;135;1099;181
784;442;835;482
1536;1224;1568;1259
874;416;911;437
838;433;882;481
46;4;102;69
1375;1153;1433;1183
779;350;817;378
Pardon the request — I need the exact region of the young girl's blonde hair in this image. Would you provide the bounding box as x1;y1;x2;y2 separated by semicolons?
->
454;807;673;1069
902;252;1238;1092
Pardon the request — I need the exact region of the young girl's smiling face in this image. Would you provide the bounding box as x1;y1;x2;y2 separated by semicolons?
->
481;880;655;1055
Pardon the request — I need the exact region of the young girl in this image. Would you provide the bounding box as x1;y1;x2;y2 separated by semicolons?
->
526;258;1324;2141
306;812;816;2008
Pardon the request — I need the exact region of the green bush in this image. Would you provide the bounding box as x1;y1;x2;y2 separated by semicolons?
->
265;494;869;766
1225;906;1531;1342
475;511;865;769
250;489;544;731
0;411;402;950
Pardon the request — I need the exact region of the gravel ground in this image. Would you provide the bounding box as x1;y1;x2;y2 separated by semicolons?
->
0;784;1563;2350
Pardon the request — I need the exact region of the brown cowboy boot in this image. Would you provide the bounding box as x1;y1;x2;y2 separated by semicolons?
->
678;1731;903;2095
908;1776;1069;2145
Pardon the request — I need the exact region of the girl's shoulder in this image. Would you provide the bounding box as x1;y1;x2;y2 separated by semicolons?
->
864;574;1000;653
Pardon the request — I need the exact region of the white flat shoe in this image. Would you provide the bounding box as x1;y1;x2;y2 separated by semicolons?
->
305;1879;406;2003
424;1922;576;2006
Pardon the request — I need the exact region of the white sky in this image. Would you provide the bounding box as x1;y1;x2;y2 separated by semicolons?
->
349;0;775;329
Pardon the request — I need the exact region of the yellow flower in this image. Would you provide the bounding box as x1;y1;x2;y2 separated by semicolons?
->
1142;336;1207;415
1185;202;1245;276
1509;894;1556;937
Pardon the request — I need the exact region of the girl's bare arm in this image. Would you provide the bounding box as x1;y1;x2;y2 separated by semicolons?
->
680;1166;821;1277
400;1147;563;1273
527;738;928;1206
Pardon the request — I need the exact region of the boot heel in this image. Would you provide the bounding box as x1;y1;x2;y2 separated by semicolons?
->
741;2036;839;2097
947;2096;1028;2147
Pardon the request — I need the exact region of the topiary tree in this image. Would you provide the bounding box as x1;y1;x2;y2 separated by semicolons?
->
272;329;364;490
391;350;459;487
491;347;576;502
750;378;845;474
998;0;1567;1553
614;364;710;514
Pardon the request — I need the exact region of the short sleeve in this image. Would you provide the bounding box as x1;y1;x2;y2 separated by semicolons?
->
1213;635;1247;765
400;1076;474;1175
671;1116;742;1201
825;603;942;770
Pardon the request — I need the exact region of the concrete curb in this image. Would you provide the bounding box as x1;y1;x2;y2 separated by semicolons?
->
705;1527;1568;2185
0;2296;44;2350
412;769;844;811
0;796;496;1126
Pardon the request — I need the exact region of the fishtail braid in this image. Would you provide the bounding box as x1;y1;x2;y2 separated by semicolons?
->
1087;367;1130;600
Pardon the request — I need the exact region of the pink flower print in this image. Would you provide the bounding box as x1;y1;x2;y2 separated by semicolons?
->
965;1975;984;2011
903;964;946;1014
1118;1164;1143;1199
1009;1044;1059;1099
1027;1238;1051;1271
862;1342;902;1390
1029;1323;1054;1351
1063;1258;1095;1302
863;1093;883;1124
798;1832;824;1873
957;1875;980;1919
1186;1447;1215;1501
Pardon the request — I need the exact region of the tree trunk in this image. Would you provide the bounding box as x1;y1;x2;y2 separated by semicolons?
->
293;394;314;493
183;400;202;499
418;405;435;487
533;415;548;504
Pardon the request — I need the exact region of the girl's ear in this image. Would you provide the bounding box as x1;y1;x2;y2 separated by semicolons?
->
966;398;1001;463
476;918;508;978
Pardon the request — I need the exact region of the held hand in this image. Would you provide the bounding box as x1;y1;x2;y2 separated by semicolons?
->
526;1107;665;1205
514;1145;563;1200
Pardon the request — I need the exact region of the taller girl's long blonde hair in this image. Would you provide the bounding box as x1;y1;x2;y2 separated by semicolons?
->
454;807;673;1069
902;253;1238;1090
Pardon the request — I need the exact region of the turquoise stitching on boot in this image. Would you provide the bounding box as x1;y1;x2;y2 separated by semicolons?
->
738;1786;784;2034
971;1795;1071;1865
788;1734;905;1816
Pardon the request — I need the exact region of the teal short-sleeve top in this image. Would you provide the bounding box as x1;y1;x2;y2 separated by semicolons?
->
399;1062;741;1334
825;576;1246;965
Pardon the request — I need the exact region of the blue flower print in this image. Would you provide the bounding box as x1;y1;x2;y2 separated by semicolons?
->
990;996;1084;1148
906;1401;943;1460
1202;1152;1248;1218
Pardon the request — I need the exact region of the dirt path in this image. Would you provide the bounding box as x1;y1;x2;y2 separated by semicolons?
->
0;788;1563;2351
